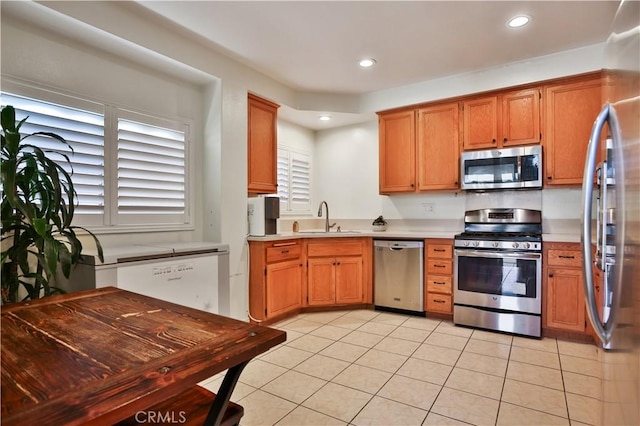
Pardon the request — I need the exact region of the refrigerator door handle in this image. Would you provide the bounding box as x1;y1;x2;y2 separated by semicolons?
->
581;103;623;346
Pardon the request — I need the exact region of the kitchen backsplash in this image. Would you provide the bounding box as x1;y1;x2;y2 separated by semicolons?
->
276;188;582;236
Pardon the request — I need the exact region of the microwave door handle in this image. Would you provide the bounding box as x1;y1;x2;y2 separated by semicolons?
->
517;156;522;182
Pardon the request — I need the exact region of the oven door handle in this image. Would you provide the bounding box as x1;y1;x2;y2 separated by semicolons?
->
454;249;541;260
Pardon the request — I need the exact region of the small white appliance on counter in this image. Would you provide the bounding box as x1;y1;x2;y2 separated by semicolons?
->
248;195;280;236
64;242;230;315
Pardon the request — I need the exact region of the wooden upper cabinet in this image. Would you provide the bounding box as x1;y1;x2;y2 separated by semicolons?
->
501;88;541;146
463;88;540;150
378;110;416;193
463;96;499;150
248;93;279;194
543;76;603;186
417;102;460;190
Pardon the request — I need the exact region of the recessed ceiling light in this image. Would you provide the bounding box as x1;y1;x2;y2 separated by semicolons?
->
358;58;376;68
507;15;531;28
318;115;332;121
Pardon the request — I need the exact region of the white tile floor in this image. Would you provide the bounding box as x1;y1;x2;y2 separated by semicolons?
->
200;309;602;426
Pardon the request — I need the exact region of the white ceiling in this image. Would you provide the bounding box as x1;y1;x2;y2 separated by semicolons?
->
137;1;617;94
10;1;618;130
134;1;619;129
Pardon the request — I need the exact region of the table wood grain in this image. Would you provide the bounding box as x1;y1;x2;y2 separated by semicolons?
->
1;287;286;425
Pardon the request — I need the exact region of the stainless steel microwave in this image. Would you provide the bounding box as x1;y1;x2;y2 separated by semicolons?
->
460;145;542;190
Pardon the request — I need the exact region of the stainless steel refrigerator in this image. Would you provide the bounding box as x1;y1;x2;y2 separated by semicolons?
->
581;1;639;424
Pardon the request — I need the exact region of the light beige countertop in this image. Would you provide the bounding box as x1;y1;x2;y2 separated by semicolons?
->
247;230;458;242
542;233;581;243
248;230;580;243
247;218;581;243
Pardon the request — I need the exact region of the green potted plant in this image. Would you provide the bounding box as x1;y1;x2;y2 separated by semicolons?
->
1;105;103;304
372;215;387;232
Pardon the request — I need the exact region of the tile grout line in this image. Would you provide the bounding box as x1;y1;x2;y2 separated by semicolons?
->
239;309;602;425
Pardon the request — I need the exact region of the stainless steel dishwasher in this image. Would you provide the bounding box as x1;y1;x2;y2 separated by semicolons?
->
374;240;424;315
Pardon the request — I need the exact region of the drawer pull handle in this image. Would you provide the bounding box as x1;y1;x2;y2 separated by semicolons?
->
559;255;576;259
434;264;446;268
281;250;289;254
433;249;446;252
434;299;446;304
434;281;446;285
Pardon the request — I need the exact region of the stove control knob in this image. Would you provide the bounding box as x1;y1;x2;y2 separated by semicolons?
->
472;241;480;247
512;242;519;249
463;241;470;247
492;241;499;248
523;242;530;249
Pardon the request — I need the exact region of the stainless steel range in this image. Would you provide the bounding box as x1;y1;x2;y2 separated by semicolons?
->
453;208;542;337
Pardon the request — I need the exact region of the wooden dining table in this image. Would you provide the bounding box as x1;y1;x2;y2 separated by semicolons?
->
1;286;286;425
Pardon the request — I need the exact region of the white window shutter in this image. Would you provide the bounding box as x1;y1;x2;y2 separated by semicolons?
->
277;148;290;209
289;152;311;211
116;118;187;224
1;93;105;218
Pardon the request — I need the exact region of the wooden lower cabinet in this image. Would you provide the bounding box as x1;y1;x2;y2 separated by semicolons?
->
546;267;585;332
306;238;370;307
425;239;454;315
266;259;303;318
249;239;304;322
308;257;363;306
543;242;588;334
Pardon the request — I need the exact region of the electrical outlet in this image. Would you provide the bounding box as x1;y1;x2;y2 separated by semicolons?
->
421;202;435;214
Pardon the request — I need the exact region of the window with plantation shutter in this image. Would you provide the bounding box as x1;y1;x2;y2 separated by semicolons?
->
277;148;290;208
1;93;106;225
277;146;311;213
2;87;193;232
116;116;188;225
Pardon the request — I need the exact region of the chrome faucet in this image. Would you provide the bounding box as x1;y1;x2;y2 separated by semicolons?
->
318;201;330;232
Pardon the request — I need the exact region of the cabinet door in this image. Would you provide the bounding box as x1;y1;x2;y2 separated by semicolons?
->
546;267;586;332
378;110;416;193
335;257;363;304
543;78;603;186
463;96;498;150
266;260;302;318
307;258;336;306
502;88;541;146
248;94;279;193
416;103;460;190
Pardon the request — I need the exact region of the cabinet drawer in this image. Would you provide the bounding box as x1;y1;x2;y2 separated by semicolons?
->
426;294;452;313
266;243;301;263
547;249;582;268
308;241;363;257
426;276;452;294
427;244;452;259
427;259;453;275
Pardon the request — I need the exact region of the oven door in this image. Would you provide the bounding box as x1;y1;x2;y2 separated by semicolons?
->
454;249;542;314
